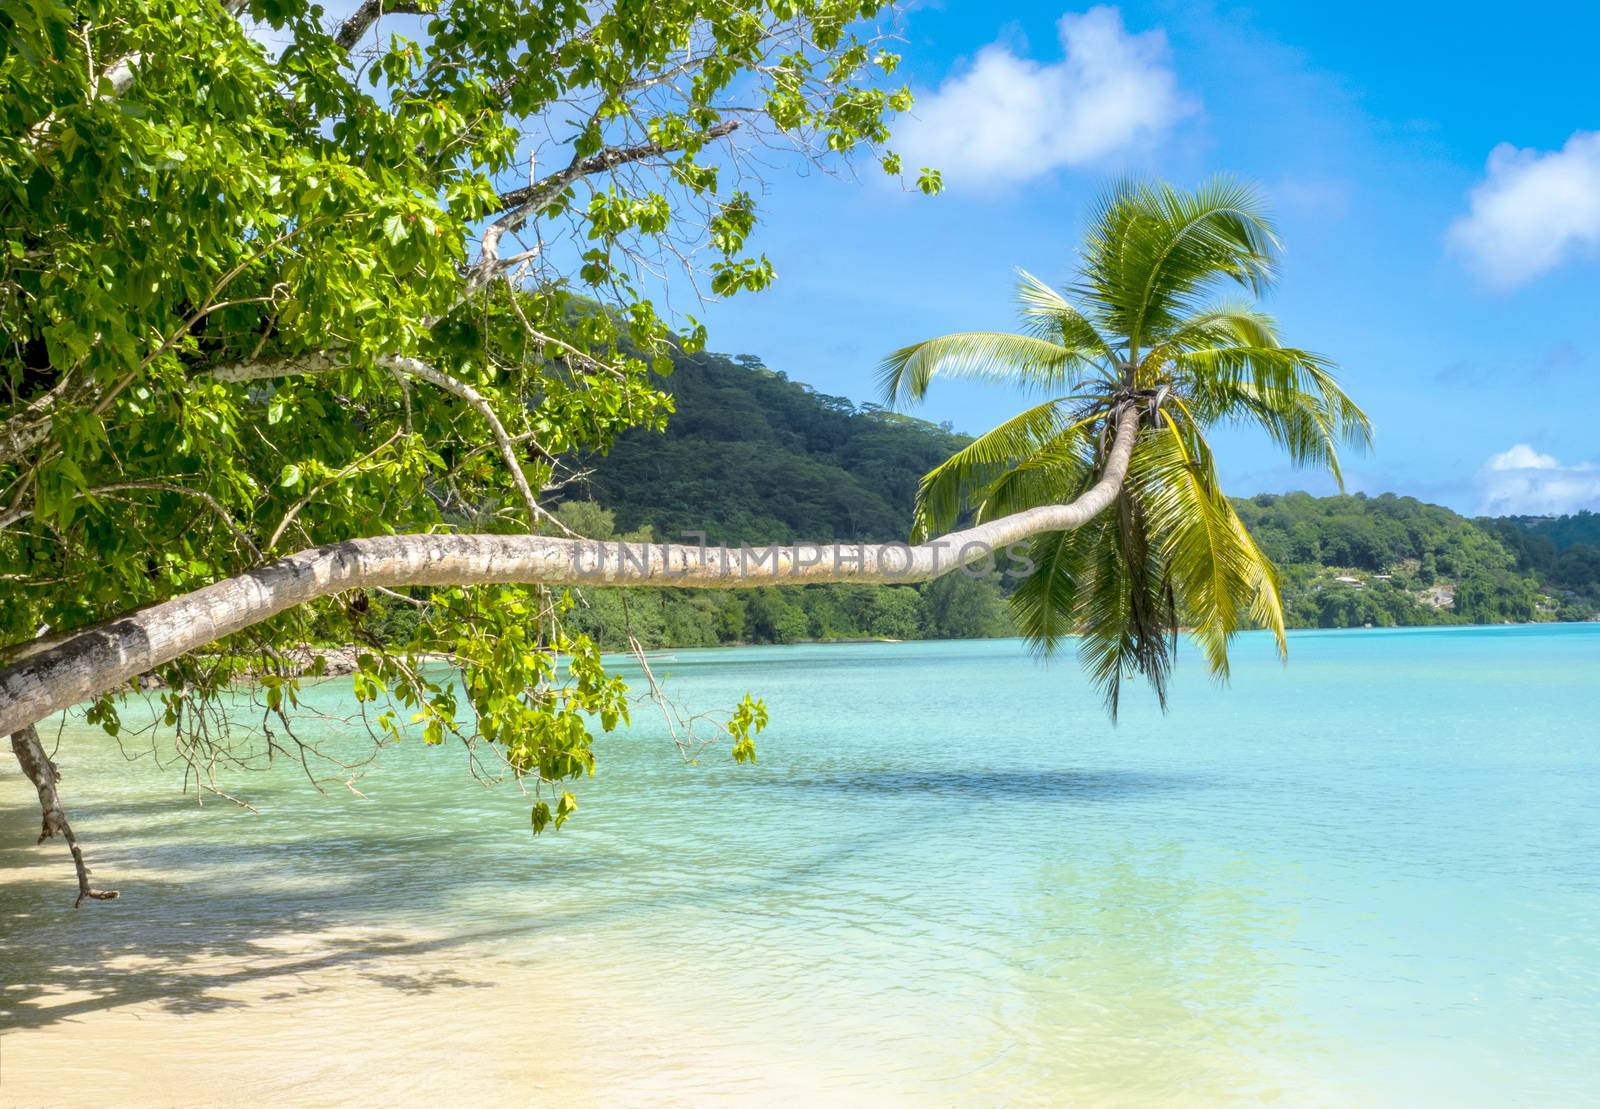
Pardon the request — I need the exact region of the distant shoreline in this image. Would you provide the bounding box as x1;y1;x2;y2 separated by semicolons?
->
599;619;1600;661
125;620;1595;694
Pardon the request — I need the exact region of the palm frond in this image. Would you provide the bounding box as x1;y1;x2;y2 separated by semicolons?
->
878;332;1089;405
1153;302;1283;355
1225;499;1288;661
1014;270;1119;369
1080;177;1280;356
972;423;1097;523
1297;359;1374;452
1180;380;1344;483
910;396;1091;538
1010;522;1099;658
1010;441;1179;721
1075;491;1176;719
1175;348;1371;488
1131;415;1253;682
1173;345;1331;411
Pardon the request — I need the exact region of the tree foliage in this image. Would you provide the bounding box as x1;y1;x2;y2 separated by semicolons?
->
1492;510;1600;555
2;0;921;817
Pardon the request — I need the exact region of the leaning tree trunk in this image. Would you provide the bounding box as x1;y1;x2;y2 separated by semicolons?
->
1;409;1139;899
0;408;1139;738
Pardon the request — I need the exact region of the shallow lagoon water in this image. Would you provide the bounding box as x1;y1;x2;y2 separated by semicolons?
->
3;625;1599;1104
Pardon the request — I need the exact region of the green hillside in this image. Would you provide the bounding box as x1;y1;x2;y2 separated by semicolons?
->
545;350;1006;649
549;349;1599;645
1495;511;1600;553
1480;514;1600;615
1234;493;1592;626
577;350;966;543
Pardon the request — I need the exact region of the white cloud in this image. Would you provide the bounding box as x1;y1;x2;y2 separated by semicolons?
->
1477;444;1600;516
1448;131;1600;287
895;7;1196;188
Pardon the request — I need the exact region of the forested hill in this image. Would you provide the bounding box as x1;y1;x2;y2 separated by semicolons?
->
1488;512;1600;554
1237;493;1597;626
565;350;1600;632
576;350;965;543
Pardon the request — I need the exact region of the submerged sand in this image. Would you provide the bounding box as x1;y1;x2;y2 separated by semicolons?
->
2;921;883;1107
1;828;900;1107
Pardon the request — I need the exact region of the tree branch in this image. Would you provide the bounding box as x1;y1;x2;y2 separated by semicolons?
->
206;350;558;496
376;356;552;530
0;373;83;463
461;120;741;300
492;121;741;217
472;120;743;290
10;725;119;907
0;408;1142;738
334;0;433;51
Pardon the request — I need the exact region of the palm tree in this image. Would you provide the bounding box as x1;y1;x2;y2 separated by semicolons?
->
880;178;1370;717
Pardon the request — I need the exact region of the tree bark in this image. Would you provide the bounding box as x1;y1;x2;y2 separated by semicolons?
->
9;725;118;907
334;0;433;50
0;408;1140;740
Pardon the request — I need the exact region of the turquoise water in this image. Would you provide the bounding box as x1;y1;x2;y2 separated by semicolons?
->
4;624;1600;1103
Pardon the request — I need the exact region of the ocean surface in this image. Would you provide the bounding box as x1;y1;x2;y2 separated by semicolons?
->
3;624;1599;1105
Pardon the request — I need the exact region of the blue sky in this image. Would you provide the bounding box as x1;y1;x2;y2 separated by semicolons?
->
693;1;1600;516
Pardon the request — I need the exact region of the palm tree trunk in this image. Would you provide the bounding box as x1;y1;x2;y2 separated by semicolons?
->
0;409;1140;739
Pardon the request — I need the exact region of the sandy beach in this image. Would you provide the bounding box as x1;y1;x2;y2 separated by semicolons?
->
0;802;899;1108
